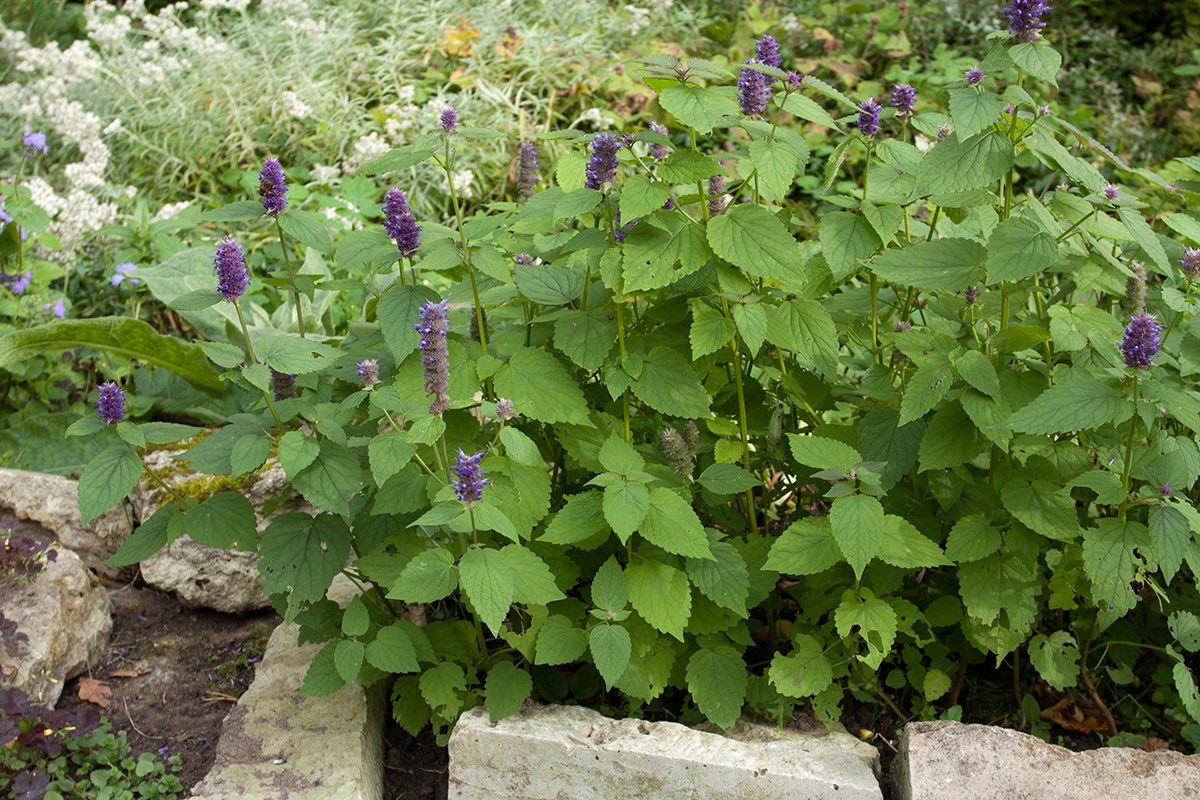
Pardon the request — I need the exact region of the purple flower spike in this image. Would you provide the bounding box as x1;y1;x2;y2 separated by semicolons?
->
451;449;488;503
707;174;727;217
518;141;539;198
1037;105;1051;116
270;368;297;400
214;237;249;302
1004;0;1052;43
890;83;917;118
660;425;698;483
10;270;31;295
964;66;984;86
649;122;670;160
857;97;882;138
584;133;620;190
382;188;421;259
786;71;802;89
514;253;533;265
738;59;771;117
1103;183;1119;202
755;34;782;68
496;398;517;422
1121;312;1162;371
1180;247;1200;280
440;105;458;135
23;130;48;156
414;300;450;416
258;158;288;217
356;359;379;388
96;382;125;425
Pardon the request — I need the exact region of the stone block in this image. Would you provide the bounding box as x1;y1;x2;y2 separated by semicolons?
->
448;704;881;800
895;720;1200;800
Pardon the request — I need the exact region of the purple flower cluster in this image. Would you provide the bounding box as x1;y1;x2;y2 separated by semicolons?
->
890;83;917;118
1181;247;1200;281
43;299;65;318
415;300;450;416
495;398;517;422
1103;183;1119;202
0;202;11;225
356;359;379;388
96;382;125;425
649;122;670;159
857;97;882;138
10;271;31;295
518;141;539;198
258;158;288;217
755;34;781;68
270;368;298;400
451;449;488;503
514;253;533;266
214;237;249;302
1120;312;1162;371
584;133;621;191
382;188;421;259
111;262;139;287
1004;0;1052;43
23;130;48;157
964;66;984;86
737;59;770;117
440;105;458;135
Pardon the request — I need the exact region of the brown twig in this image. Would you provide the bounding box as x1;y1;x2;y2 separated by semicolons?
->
1081;672;1118;736
947;643;970;707
123;697;166;740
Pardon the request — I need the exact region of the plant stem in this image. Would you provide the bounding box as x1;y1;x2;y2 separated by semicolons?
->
273;217;306;338
1120;377;1139;500
869;272;880;365
721;297;759;535
617;301;630;443
233;300;284;428
127;441;192;508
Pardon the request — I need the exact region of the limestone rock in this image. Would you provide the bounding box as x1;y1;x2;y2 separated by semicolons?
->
894;720;1200;800
0;468;132;579
0;548;112;707
448;704;882;800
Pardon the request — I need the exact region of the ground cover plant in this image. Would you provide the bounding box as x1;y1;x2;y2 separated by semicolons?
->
3;0;1200;758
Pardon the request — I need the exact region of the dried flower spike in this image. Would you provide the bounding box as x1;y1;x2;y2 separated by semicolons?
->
1120;312;1162;371
357;359;379;389
517;141;539;198
382;188;421;259
496;398;518;422
270;368;298;400
414;300;451;416
661;427;694;483
1124;261;1146;315
707;175;727;217
451;449;489;503
214;237;249;302
258;158;288;217
96;382;125;425
584;133;621;191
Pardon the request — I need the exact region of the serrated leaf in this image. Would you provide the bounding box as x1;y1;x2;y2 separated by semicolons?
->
1117;206;1170;272
819;211;881;280
377;283;440;363
104;505;178;567
769;634;833;698
619;175;672;221
690;302;735;359
657;84;739;134
986;217;1061;284
687;540;749;615
924;669;952;702
231;433;271;478
765;517;842;575
944;515;1002;562
336;229;401;269
685;647;747;729
916;130;1015;196
857;408;924;492
514;261;584;305
500;545;565;605
554;310;617;370
368;430;417;486
366;623;420;673
540;491;608;545
959;550;1039;630
590;624;632;689
389;549;459;603
1008;41;1061;86
300;642;343;696
357;139;439;176
631;347;711;417
258;512;352;607
829;495;885;580
1001;480;1080;542
834;593;898;670
1029;632;1080;691
1082;518;1149;622
590;556;628;611
181;491;256;549
899;365;952;425
484;661;532;722
639;487;712;559
658;149;724;184
498;427;542;468
955;350;1000;397
948;89;1007;140
201;200;264;221
621;211;711;292
1174;662;1200;724
599;432;645;475
257;335;345;375
789;433;862;473
870;238;986;292
278;210;332;255
495;347;591;425
877;515;950;568
763;299;838;377
78;445;144;525
603;479;649;542
1005;380;1121;434
419;662;466;717
534;615;586;665
341;595;369;637
781;92;838;128
748;139;797;199
1149;504;1189;585
1170;611;1200;653
697;463;761;495
627;559;690;640
918;401;987;470
707;204;803;282
293;441;362;516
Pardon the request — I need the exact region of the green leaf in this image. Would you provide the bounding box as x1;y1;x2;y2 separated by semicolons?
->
484;661;532;722
231;433;271;478
1004;380;1121;434
357;139;439;176
1117;206;1170;272
627;559;690;640
697;463;761;495
258;512;352;607
869;238;986;292
639;487;712;559
257;335;345;374
495;347;591;426
631;346;711;417
959;550;1039;630
78;445;143;525
420;662;466;718
590;624;632;689
366;623;420;673
498;427;542;468
788;433;861;473
1001;479;1080;542
763;299;838;377
603;479;650;542
944;515;1002;562
377;283;439;363
336;229;400;269
472;504;521;543
514;262;584;305
985;217;1061;284
540;491;608;545
877;516;950;568
201;200;264;221
0;317;222;395
732;303;767;355
277;431;320;480
690;302;735;359
918;401;987;470
707;204;803;282
657;84;739;134
1149;504;1189;585
819;211;881;280
181;492;256;549
769;633;833;698
899;365;952;425
859;201;905;246
534;615;586;665
766;517;842;575
1008;42;1061;86
1029;631;1080;691
829;495;885;580
389;549;459;603
954;350;1001;397
459;548;514;634
554;310;617;370
687;540;749;615
501;545;566;605
948;89;1007;140
278;210;332;255
924;669;952;702
168;289;222;311
599;432;645;475
105;505;178;567
685;647;747;729
368;430;417;486
300;642;343;696
1174;662;1200;724
1170;611;1200;653
341;596;370;637
1082;518;1149;622
293;441;362;517
591;556;628;611
857;408;924;492
140;422;203;445
621;212;711;292
658;149;724;184
66;415;107;438
834;592;898;670
619;175;672;221
781;92;838;128
748;139;797;199
916;130;1015;196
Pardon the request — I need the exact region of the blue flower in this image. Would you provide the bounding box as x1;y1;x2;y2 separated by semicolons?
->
451;449;489;503
111;262;140;287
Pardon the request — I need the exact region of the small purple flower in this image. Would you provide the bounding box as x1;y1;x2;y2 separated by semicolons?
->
258;158;288;217
451;449;488;503
23;130;48;156
517;141;539;198
270;368;298;400
1160;484;1173;498
1103;183;1119;202
964;66;984;86
44;299;65;318
1004;103;1016;115
0;203;11;225
1121;312;1163;371
707;174;727;217
786;71;802;89
937;123;953;143
382;188;421;259
496;398;517;422
356;359;379;389
10;270;31;295
111;262;140;287
649;122;670;160
584;132;621;191
755;34;782;68
440;105;458;135
214;237;249;302
964;285;981;305
1037;105;1051;116
890;83;917;118
514;253;533;266
737;58;771;117
96;382;125;425
1180;247;1200;280
1004;0;1052;43
414;300;450;416
857;97;882;138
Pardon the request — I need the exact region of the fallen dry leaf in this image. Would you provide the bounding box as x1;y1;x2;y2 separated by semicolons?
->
109;668;152;679
78;677;112;709
1040;696;1108;734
